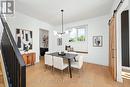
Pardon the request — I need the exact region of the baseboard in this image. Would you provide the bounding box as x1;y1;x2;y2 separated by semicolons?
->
122;66;130;70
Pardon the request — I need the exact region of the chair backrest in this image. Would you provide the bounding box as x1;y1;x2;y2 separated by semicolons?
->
45;51;51;54
53;56;64;70
67;52;78;54
76;55;83;69
67;52;79;60
44;54;53;66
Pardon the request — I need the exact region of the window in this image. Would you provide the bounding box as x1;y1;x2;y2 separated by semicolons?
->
68;25;87;42
69;28;77;42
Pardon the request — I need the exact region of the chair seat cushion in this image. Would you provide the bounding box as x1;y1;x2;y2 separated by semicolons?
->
71;62;81;69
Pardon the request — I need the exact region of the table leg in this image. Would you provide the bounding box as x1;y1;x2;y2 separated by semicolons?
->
68;59;72;78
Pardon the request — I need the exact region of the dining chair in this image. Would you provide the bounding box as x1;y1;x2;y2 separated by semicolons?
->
71;55;84;76
53;56;68;77
44;52;53;70
65;51;77;54
67;52;79;61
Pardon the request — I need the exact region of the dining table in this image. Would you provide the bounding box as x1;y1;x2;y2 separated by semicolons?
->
48;52;78;78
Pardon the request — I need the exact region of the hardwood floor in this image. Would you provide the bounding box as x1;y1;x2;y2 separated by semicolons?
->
26;57;130;87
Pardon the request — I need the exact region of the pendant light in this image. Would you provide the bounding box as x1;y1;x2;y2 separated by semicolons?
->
54;9;68;37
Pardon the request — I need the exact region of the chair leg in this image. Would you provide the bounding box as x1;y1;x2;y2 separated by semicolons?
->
67;67;70;77
45;65;53;72
61;70;64;80
82;66;84;72
51;66;53;72
45;65;47;69
84;63;87;71
78;69;81;78
52;66;55;75
45;65;48;69
44;65;47;72
52;66;54;72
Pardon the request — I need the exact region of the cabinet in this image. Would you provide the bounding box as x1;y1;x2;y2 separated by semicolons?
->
22;52;36;66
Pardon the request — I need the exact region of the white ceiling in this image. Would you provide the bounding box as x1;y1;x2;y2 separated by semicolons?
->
16;0;115;25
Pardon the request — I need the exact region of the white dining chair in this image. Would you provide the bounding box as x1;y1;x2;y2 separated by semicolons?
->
66;51;79;61
53;56;68;77
44;52;53;69
65;51;77;54
71;55;84;76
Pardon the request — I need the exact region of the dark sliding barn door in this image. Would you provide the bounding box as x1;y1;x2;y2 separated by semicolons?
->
121;10;129;67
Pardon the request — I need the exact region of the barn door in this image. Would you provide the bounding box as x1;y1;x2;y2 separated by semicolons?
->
109;16;117;80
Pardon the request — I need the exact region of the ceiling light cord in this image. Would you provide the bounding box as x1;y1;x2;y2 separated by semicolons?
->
53;9;67;37
61;9;64;34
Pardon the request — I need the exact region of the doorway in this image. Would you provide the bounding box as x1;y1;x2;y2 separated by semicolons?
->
39;29;49;58
121;10;129;67
121;9;130;79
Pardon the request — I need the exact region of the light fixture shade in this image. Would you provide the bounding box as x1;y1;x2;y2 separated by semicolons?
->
53;30;69;37
53;31;58;36
65;30;69;34
58;34;62;37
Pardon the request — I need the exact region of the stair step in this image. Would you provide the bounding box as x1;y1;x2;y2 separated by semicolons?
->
0;64;3;76
0;52;5;87
0;69;3;80
0;68;2;73
0;63;4;85
0;84;5;87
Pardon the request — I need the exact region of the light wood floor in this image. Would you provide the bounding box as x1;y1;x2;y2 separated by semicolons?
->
26;57;130;87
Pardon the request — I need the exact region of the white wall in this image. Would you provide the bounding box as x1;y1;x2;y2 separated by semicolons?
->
110;0;121;17
0;1;5;45
54;15;109;66
6;12;54;63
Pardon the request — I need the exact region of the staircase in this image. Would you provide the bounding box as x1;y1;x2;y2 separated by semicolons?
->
0;15;26;87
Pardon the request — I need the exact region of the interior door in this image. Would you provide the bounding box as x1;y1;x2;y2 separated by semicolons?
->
109;16;117;80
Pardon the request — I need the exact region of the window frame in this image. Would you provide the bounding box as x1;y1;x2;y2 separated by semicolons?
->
68;25;88;42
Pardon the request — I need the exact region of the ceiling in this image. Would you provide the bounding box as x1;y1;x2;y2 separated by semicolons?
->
16;0;115;26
